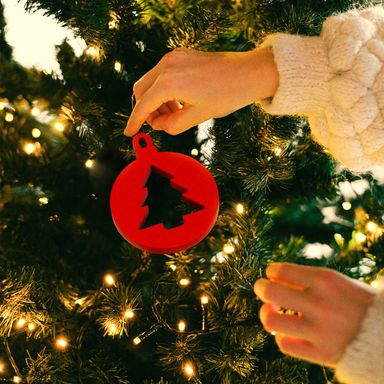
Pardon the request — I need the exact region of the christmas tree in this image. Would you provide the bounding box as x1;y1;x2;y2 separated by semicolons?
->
1;0;384;383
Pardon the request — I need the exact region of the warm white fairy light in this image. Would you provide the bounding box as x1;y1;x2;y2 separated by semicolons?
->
13;376;21;383
355;232;367;244
169;264;177;271
371;280;380;288
105;320;119;336
31;107;40;116
54;121;65;132
124;309;135;319
38;197;49;205
342;201;352;211
114;61;122;72
178;320;186;332
15;318;26;329
27;323;36;331
31;128;41;138
86;45;100;58
236;203;245;215
109;11;119;30
223;244;235;254
183;361;196;379
133;337;142;345
274;147;282;156
5;112;14;122
85;159;94;169
55;336;69;350
0;101;6;110
366;221;379;233
23;142;37;155
191;148;199;157
200;294;209;305
179;278;191;287
104;274;116;286
0;362;4;373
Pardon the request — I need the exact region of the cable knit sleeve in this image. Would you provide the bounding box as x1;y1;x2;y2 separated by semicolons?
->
257;5;384;172
335;288;384;384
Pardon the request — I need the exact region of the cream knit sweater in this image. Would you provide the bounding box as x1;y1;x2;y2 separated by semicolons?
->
257;5;384;384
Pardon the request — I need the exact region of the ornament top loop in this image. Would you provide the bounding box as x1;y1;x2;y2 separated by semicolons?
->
133;133;158;158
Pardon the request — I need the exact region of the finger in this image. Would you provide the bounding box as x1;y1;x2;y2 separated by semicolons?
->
254;278;314;314
133;65;163;100
275;334;337;367
260;304;313;340
266;263;323;289
150;105;203;135
147;110;160;126
124;78;174;136
158;104;173;115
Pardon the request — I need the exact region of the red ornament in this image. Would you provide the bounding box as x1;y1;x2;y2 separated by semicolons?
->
110;133;219;254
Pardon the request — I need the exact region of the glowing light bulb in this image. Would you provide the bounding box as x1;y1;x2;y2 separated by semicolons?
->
31;107;40;116
86;46;100;58
342;201;352;211
31;128;41;138
15;318;26;329
85;159;94;169
133;337;141;345
124;310;135;319
13;376;21;383
5;112;14;122
179;278;191;287
200;294;209;305
236;203;245;215
191;148;199;156
104;274;115;286
355;232;367;244
54;121;65;132
0;101;6;110
114;61;122;72
28;323;36;331
366;221;378;233
38;197;49;205
109;20;118;29
223;244;235;254
0;362;4;372
169;264;177;271
183;361;195;378
178;320;186;332
106;322;118;336
371;280;380;288
55;336;69;350
23;142;37;155
274;147;282;156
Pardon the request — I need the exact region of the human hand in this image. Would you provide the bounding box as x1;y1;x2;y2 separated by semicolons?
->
254;263;375;367
124;46;279;136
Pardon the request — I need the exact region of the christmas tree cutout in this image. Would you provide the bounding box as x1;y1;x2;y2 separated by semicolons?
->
141;166;204;230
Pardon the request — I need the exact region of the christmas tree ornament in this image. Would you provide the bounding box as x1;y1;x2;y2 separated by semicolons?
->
110;133;219;254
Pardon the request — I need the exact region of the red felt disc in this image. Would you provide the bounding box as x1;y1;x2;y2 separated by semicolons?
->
110;133;219;254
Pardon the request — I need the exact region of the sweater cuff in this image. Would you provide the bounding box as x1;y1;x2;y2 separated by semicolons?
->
257;33;333;116
335;288;384;384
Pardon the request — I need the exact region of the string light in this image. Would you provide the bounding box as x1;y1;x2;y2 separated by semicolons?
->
355;232;367;244
55;336;69;350
105;320;119;336
85;159;94;169
0;101;6;110
182;361;196;380
114;61;122;72
124;309;135;319
342;201;352;211
179;278;191;287
132;323;162;346
133;337;141;345
223;244;235;254
169;264;177;271
54;121;65;132
31;107;40;116
274;147;282;156
104;274;116;286
5;112;14;122
191;148;199;157
86;46;101;59
0;362;4;373
13;376;21;383
27;323;36;331
371;280;380;288
109;11;119;30
235;203;245;215
366;221;378;233
38;197;49;205
201;294;209;332
31;128;41;138
200;294;209;305
178;320;186;332
23;142;37;155
15;318;26;329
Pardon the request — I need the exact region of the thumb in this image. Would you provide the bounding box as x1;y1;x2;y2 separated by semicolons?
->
151;106;206;135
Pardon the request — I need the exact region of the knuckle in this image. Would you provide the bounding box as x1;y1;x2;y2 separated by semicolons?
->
161;49;185;66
